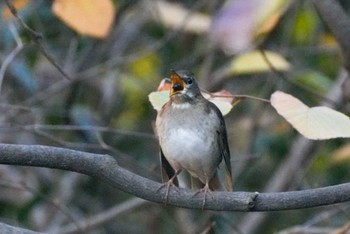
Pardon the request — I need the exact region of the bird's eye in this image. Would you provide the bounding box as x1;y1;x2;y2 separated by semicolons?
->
187;79;193;85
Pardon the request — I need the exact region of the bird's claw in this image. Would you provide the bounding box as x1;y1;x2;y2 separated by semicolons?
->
157;180;178;205
192;184;213;209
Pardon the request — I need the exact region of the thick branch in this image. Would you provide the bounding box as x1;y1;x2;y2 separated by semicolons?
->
0;222;40;234
0;143;349;211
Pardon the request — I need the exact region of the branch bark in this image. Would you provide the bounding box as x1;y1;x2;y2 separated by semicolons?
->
0;222;40;234
0;143;350;212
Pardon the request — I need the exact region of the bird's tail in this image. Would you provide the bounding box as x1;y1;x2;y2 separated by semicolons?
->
225;169;234;192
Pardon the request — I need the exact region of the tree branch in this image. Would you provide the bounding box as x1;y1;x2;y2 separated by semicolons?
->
0;144;350;211
4;0;71;80
0;222;40;234
311;0;350;71
58;198;148;234
237;68;348;233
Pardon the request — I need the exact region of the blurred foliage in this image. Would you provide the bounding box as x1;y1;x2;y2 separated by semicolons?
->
291;7;318;45
0;0;350;233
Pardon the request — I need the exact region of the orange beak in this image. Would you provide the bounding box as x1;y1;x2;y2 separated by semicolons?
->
171;71;185;95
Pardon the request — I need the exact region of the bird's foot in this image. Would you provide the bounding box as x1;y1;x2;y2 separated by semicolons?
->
193;184;213;209
157;180;178;205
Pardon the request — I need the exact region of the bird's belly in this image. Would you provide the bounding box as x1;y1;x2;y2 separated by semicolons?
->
161;128;219;180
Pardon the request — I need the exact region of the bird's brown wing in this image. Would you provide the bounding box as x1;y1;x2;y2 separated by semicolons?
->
210;103;234;191
218;126;234;191
160;148;179;186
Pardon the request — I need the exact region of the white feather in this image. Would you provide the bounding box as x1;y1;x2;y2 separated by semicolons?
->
171;102;191;110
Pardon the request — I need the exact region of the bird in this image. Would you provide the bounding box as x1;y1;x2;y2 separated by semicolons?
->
155;70;233;208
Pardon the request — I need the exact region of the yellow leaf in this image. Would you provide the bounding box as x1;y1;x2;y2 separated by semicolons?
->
202;90;234;116
331;144;350;164
52;0;115;38
3;0;29;20
208;98;233;116
271;91;350;140
231;50;290;75
148;89;234;116
128;53;160;80
153;0;210;34
148;91;169;111
319;34;339;48
256;0;290;36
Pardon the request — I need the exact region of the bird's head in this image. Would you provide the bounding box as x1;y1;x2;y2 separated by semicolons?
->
170;70;201;101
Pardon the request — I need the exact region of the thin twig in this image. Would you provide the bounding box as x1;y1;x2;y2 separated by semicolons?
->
27;124;155;139
230;94;270;103
0;22;24;93
200;88;270;103
58;198;148;234
4;0;71;80
117;0;209;64
259;49;336;105
0;180;82;232
311;0;350;71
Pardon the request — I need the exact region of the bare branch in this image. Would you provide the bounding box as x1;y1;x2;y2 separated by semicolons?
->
0;144;350;212
4;0;71;80
0;22;24;93
58;198;148;234
311;0;350;71
0;222;40;234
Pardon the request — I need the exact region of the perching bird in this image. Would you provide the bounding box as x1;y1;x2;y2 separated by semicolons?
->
155;70;233;207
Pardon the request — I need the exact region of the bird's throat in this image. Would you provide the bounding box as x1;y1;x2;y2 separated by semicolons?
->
171;101;191;110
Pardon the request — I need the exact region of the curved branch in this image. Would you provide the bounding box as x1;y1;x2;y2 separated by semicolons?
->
0;222;40;234
0;143;349;211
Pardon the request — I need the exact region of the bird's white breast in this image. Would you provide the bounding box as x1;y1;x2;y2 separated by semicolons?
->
160;124;218;179
156;102;222;182
165;127;209;161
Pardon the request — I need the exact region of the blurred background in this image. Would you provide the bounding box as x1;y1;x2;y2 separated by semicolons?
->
0;0;350;233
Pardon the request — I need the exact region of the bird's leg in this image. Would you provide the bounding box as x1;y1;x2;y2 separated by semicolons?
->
157;170;181;204
193;181;213;209
200;182;212;209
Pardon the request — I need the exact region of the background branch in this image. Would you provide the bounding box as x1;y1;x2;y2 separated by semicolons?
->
4;0;71;80
58;198;148;234
237;61;348;234
311;0;350;71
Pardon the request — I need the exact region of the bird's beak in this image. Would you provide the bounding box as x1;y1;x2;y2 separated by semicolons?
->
171;71;185;95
